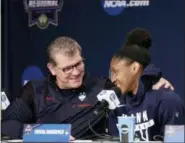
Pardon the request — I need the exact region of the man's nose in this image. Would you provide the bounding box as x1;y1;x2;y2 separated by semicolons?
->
71;67;80;76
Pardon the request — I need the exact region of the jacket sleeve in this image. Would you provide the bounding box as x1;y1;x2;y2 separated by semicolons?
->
2;81;35;139
157;91;185;136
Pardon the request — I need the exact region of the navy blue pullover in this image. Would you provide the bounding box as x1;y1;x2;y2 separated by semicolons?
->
108;71;184;141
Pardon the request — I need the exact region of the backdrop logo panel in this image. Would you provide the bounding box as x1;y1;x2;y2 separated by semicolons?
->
24;0;64;29
22;65;44;86
101;0;150;15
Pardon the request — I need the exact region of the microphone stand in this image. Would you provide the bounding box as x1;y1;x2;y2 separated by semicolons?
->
104;108;109;134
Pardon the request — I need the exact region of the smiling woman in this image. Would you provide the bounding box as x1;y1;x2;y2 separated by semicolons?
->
110;44;151;94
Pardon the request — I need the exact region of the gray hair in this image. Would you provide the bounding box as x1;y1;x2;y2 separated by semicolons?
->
47;36;82;65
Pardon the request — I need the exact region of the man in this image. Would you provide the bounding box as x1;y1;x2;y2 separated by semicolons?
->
108;44;184;141
2;37;173;140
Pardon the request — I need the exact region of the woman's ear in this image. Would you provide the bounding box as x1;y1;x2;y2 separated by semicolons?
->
132;62;141;74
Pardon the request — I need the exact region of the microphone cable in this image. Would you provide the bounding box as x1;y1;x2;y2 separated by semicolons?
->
86;106;116;140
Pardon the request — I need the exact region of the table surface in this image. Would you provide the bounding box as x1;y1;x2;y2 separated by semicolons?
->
2;139;163;143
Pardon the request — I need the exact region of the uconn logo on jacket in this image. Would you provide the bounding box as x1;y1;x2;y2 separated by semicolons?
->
122;110;155;141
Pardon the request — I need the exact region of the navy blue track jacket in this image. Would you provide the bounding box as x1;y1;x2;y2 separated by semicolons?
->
108;69;185;141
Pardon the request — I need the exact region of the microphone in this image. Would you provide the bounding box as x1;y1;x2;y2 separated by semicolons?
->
96;87;121;110
1;91;10;110
87;87;122;139
121;124;129;143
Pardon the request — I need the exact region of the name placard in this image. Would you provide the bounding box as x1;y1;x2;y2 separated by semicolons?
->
164;125;184;142
23;124;71;142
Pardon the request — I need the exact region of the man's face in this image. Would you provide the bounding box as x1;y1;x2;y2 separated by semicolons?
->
48;51;85;89
110;58;135;94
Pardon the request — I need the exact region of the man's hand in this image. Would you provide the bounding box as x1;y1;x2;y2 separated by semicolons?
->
152;77;174;90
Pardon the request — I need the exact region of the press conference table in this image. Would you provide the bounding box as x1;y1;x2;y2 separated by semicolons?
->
2;139;162;143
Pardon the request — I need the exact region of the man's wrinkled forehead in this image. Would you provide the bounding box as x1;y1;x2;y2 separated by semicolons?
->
54;51;82;67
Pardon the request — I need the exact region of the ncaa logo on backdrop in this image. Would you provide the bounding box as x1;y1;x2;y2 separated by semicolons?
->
101;0;150;16
24;0;64;29
22;66;44;86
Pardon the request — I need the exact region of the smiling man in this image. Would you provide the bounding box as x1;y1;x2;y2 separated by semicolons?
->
2;36;174;140
47;38;85;89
